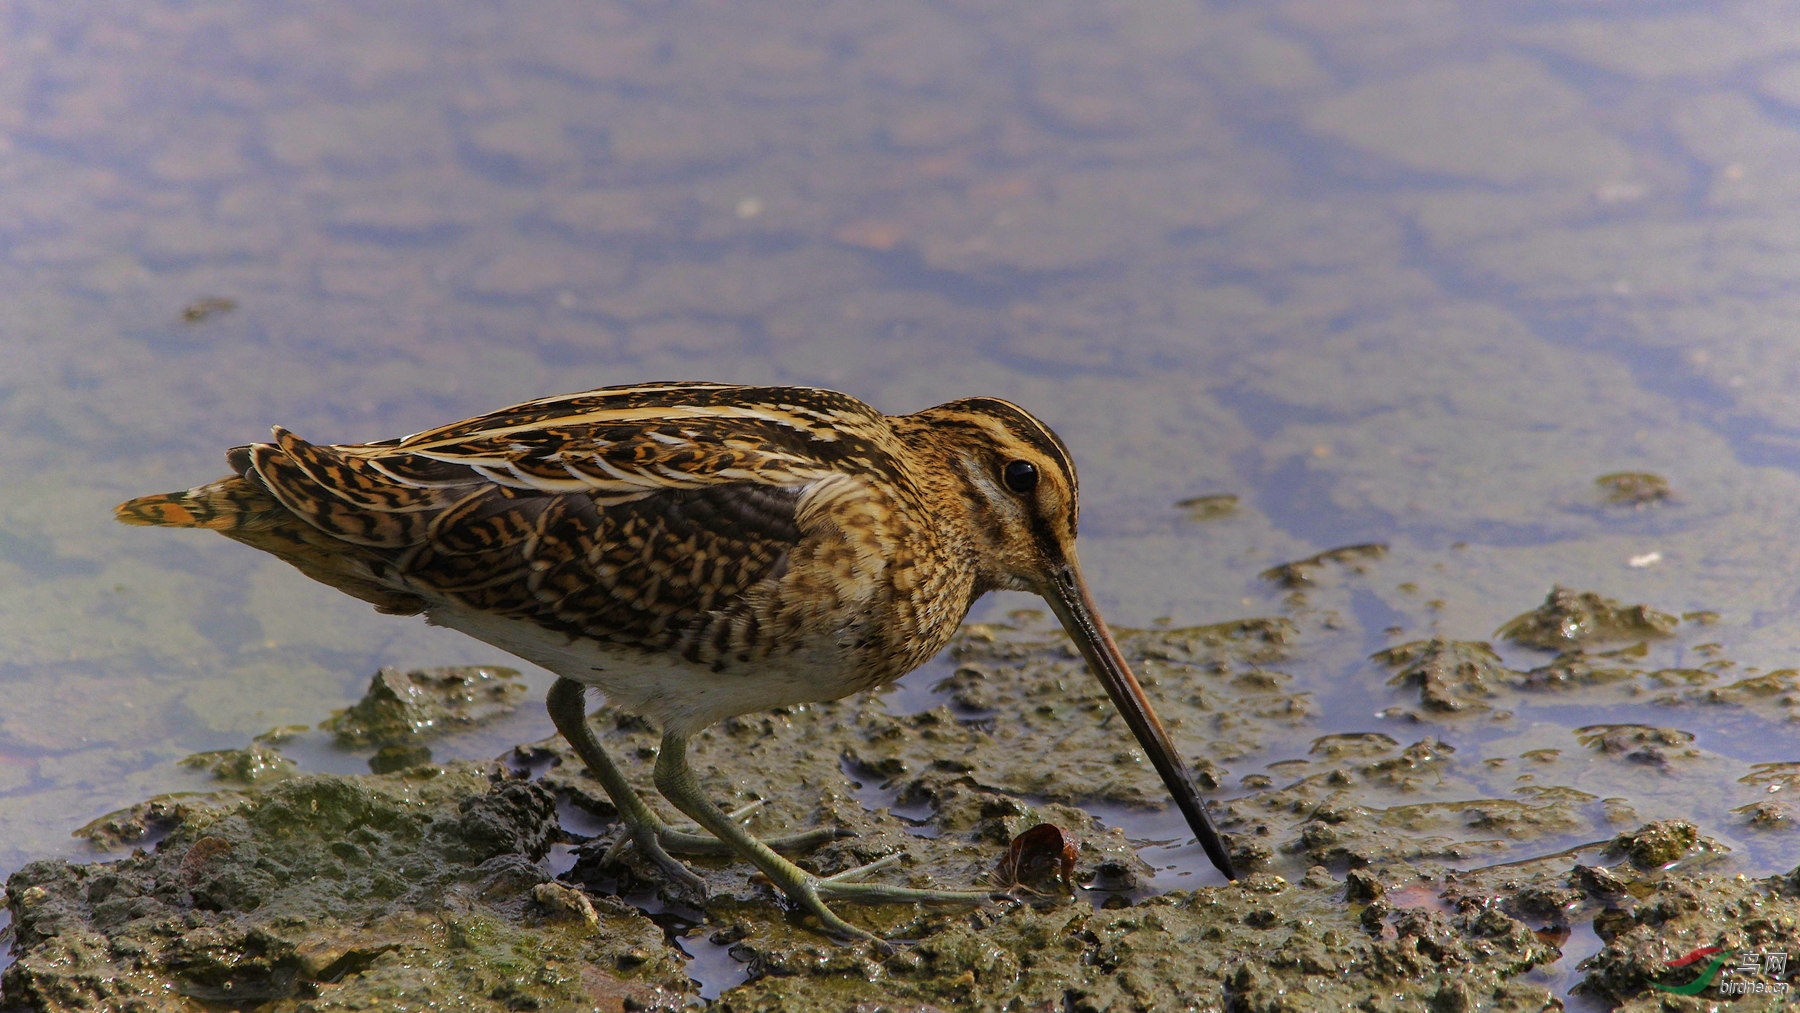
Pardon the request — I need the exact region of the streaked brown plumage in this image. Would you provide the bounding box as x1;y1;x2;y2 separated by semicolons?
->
118;381;1235;943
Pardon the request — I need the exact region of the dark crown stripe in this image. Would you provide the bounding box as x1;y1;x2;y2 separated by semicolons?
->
933;397;1077;490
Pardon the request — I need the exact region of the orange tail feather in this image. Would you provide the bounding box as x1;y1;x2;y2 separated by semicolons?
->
115;476;285;530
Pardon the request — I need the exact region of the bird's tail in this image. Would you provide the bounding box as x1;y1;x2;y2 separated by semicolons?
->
114;449;287;531
115;446;428;616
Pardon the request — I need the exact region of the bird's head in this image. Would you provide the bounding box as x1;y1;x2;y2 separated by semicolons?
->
908;396;1082;597
905;396;1237;880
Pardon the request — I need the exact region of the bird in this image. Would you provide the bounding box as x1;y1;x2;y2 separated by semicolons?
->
116;381;1237;942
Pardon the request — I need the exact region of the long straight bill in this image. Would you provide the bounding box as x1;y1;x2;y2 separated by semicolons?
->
1043;561;1238;880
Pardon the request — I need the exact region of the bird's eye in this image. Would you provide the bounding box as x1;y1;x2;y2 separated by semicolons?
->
1002;460;1038;494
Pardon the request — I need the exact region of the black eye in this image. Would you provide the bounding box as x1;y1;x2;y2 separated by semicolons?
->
1002;460;1038;494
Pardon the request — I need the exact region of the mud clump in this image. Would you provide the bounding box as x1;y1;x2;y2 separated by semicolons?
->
1521;645;1649;690
1260;542;1389;589
1175;492;1239;521
727;872;1564;1012
1594;471;1672;507
179;741;298;784
1575;869;1800;1006
179;295;237;323
1575;724;1701;771
1497;586;1679;649
2;769;689;1011
74;796;217;850
322;665;528;772
1610;819;1702;869
1374;638;1507;713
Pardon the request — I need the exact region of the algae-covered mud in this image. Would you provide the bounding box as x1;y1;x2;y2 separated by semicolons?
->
6;771;692;1011
9;0;1800;1008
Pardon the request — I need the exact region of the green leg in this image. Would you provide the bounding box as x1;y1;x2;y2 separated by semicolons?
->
652;730;996;944
546;679;841;891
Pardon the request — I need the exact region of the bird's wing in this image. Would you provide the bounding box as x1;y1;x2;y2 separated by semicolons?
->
237;382;900;651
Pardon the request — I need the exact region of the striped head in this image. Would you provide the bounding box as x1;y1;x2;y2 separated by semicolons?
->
901;396;1082;598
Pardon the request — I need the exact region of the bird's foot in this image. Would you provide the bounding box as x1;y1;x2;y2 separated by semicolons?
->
769;854;1001;949
669;799;853;853
648;731;998;949
603;799;851;890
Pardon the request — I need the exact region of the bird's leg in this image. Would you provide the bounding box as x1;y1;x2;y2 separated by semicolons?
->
546;679;841;888
652;730;996;944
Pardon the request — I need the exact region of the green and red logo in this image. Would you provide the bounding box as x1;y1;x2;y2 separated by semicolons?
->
1653;946;1725;996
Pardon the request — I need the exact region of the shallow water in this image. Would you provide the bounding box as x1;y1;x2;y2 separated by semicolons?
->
4;0;1800;1000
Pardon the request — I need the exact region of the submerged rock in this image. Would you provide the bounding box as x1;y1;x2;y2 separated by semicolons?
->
1175;492;1239;521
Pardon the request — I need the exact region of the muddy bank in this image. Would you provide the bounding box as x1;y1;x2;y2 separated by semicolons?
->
7;601;1800;1010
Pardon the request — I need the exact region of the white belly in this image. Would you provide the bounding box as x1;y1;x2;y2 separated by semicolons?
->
425;600;866;737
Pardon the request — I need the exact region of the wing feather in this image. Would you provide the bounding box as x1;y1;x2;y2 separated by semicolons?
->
125;382;902;655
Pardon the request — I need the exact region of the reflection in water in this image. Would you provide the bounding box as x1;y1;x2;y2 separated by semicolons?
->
5;0;1800;1003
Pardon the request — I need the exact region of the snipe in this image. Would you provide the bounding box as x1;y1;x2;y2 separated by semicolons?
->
117;381;1236;942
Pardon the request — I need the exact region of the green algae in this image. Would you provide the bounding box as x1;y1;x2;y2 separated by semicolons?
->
1577;866;1800;1008
1610;819;1704;870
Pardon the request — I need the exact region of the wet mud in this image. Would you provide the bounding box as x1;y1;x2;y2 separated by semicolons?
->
8;595;1798;1010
